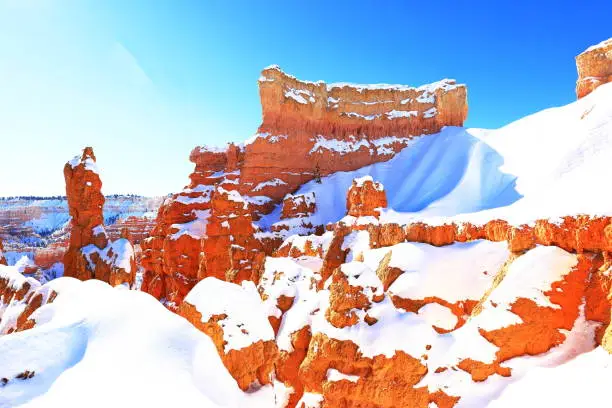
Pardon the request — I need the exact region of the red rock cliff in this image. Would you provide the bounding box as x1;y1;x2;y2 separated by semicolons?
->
141;67;468;306
576;38;612;99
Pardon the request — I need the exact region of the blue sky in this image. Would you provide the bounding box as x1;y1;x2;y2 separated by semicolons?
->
0;0;610;196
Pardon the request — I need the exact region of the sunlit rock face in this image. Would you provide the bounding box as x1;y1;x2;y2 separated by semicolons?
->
141;67;468;307
63;147;135;286
576;38;612;99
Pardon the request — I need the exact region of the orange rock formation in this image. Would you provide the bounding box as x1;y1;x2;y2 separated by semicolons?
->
63;148;136;286
346;176;387;218
142;67;468;306
576;38;612;99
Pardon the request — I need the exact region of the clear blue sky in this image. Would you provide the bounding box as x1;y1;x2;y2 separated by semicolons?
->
0;0;610;196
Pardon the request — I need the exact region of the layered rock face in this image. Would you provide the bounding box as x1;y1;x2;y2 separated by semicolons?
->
248;66;467;201
576;38;612;99
141;67;468;306
63;148;136;286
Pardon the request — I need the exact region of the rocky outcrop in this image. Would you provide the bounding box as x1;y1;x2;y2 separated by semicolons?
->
281;193;316;220
178;278;278;391
346;176;387;218
142;67;468;306
576;38;612;99
63;148;136;286
400;215;612;255
199;187;266;284
249;176;612;407
0;264;46;334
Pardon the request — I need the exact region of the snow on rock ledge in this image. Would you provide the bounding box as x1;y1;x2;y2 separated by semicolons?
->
179;277;279;391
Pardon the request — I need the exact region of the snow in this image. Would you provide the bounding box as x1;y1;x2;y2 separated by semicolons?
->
278;231;334;257
184;278;274;352
254;178;288;192
423;107;437;118
175;186;214;205
386;109;418;119
217;187;247;208
423;300;599;407
260;65;463;95
341;230;371;263
309;135;372;155
67;151;99;174
328;78;461;93
475;246;577;331
311;291;441;359
258;256;322;352
81;237;134;274
367;241;510;303
285;88;315;104
353;175;373;186
195;145;228;154
488;346;610;407
326;368;360;383
417;303;458;331
170;209;210;240
0;265;41;334
296;392;323;408
352;175;384;191
0;276;275;407
91;225;105;236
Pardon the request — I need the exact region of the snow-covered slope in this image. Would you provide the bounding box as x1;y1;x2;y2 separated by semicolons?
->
260;81;612;230
0;268;275;408
489;346;612;407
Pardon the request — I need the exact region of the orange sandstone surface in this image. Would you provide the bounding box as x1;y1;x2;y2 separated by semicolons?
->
576;38;612;99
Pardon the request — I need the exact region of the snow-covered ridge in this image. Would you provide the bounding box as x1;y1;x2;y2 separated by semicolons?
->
580;37;612;55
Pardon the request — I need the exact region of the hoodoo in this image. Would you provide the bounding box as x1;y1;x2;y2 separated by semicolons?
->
63;147;136;286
